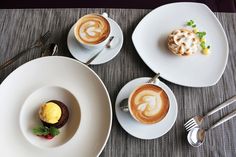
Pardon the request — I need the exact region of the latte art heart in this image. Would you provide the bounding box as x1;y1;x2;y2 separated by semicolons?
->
75;14;110;45
139;94;162;117
130;84;169;124
136;93;162;115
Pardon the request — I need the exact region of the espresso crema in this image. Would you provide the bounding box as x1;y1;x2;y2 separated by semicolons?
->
75;14;110;44
130;84;169;124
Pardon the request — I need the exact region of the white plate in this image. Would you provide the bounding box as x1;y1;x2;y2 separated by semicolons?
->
115;77;178;139
0;56;112;157
132;2;229;87
67;18;123;65
20;86;81;149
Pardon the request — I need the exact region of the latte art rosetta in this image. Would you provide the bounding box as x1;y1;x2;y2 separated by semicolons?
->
130;84;169;124
75;15;110;44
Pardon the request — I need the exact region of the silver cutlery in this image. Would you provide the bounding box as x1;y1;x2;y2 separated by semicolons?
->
0;31;51;70
184;95;236;132
85;36;114;65
41;43;58;57
119;73;160;112
187;109;236;147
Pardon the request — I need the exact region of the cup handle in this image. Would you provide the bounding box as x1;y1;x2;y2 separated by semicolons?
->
120;98;129;112
102;12;108;18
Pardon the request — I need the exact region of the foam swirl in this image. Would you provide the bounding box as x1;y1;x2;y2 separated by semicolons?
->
76;15;110;44
135;91;162;117
130;84;169;124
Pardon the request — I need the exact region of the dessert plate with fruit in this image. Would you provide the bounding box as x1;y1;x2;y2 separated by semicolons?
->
0;56;112;157
20;86;79;148
132;2;228;87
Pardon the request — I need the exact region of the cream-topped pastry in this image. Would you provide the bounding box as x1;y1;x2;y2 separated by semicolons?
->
167;29;199;56
130;84;169;124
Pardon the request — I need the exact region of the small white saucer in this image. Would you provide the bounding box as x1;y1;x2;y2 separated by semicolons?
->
67;18;123;65
115;77;178;139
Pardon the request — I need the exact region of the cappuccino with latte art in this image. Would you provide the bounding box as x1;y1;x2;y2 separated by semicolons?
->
129;84;169;124
74;14;110;47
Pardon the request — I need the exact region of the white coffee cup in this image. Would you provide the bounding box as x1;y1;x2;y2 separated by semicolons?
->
74;13;111;50
121;77;170;125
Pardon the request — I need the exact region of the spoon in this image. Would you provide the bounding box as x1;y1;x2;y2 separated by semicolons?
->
187;109;236;147
41;43;58;57
85;36;114;65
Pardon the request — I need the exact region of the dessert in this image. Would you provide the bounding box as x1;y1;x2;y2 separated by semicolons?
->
167;29;199;56
33;100;69;139
167;20;211;56
39;100;69;128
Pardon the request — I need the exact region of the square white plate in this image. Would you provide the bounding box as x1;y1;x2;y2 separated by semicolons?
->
132;2;229;87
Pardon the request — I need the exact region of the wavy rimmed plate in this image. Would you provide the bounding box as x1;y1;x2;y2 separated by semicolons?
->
0;56;112;157
132;2;229;87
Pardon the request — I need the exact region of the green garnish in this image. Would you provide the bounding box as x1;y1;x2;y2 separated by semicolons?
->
196;31;206;39
32;126;49;136
186;20;211;54
186;20;197;28
32;125;60;136
187;20;194;26
49;127;60;136
200;41;206;49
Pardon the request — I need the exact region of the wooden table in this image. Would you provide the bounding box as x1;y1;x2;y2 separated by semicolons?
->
0;9;236;157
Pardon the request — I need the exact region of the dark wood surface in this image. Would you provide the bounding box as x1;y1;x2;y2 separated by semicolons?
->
0;0;236;12
0;9;236;157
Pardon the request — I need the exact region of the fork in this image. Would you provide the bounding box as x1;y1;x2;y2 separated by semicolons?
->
0;31;51;70
184;95;236;132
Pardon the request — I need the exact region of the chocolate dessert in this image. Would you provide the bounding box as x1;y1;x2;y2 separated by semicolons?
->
39;100;69;128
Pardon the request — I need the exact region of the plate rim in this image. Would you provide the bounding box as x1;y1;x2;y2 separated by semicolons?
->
132;2;229;87
0;56;113;157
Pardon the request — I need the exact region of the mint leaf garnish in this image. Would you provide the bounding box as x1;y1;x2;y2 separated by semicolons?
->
32;125;49;136
49;127;60;136
33;125;60;137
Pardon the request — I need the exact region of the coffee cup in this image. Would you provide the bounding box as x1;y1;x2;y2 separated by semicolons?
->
120;78;170;125
74;13;111;50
